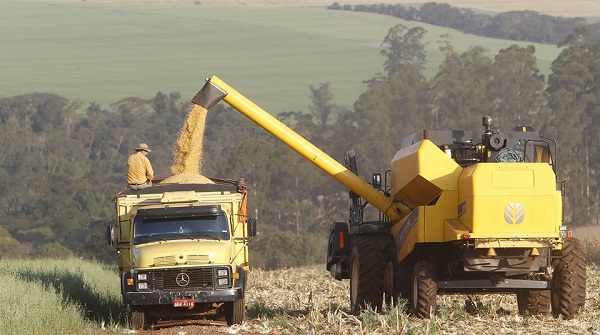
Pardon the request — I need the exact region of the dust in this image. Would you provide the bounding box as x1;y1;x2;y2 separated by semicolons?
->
163;104;214;185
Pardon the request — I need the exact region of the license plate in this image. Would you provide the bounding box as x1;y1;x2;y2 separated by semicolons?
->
173;299;195;308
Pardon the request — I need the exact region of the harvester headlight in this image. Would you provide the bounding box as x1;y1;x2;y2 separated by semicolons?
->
137;273;148;281
138;282;148;290
217;269;228;277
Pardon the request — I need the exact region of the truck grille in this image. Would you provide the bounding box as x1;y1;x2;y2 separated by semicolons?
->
149;268;214;290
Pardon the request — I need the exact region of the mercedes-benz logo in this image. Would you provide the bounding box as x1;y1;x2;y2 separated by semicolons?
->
176;272;190;287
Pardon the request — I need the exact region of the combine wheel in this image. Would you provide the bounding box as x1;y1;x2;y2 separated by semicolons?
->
552;237;586;319
411;261;437;318
350;237;385;315
225;298;246;325
516;290;551;315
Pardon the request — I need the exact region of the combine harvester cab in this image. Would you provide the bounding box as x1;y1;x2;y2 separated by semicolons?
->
191;76;585;320
109;179;256;329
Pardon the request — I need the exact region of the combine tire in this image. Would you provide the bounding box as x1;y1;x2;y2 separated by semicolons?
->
411;261;437;318
552;237;586;319
350;237;385;315
225;298;245;325
516;290;551;315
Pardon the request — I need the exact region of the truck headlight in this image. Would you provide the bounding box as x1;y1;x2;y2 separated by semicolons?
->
217;269;228;277
218;278;229;286
137;273;148;281
138;282;148;290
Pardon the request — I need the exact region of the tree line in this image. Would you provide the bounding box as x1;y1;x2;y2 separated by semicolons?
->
328;2;600;44
0;23;599;269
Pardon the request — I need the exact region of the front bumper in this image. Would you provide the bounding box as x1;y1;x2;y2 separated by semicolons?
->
125;287;242;306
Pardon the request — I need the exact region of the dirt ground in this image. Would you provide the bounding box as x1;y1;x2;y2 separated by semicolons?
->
69;0;599;18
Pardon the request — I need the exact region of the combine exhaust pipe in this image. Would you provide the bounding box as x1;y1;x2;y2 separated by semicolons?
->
193;75;405;222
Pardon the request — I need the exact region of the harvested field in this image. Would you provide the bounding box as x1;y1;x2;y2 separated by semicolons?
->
139;263;600;334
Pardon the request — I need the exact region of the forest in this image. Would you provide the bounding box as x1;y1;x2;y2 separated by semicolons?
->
1;22;599;270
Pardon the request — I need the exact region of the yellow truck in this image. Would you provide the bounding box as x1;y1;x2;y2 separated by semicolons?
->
108;178;255;329
191;76;586;320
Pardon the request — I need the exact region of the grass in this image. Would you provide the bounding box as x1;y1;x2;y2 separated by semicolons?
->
1;0;561;114
0;258;122;335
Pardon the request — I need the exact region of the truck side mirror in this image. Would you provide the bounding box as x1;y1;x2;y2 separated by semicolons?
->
107;225;116;246
372;173;382;189
247;218;257;237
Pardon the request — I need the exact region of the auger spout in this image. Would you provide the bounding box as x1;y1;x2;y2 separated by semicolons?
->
193;75;406;222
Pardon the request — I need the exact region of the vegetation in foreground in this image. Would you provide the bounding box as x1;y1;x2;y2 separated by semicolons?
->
0;258;122;334
2;233;600;334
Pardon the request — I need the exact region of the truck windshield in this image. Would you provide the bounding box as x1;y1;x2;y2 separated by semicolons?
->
133;212;230;245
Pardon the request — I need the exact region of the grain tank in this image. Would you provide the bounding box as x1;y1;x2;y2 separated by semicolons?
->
192;76;586;320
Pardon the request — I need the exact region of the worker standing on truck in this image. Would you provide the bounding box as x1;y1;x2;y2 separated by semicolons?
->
127;143;154;190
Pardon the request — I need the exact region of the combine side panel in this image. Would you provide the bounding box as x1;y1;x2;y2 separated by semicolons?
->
458;163;560;238
391;209;423;263
423;190;459;242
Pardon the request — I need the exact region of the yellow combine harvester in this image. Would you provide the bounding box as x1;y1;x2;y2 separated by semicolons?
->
192;76;586;319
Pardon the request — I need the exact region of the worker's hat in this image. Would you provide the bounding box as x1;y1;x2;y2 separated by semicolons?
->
135;143;151;152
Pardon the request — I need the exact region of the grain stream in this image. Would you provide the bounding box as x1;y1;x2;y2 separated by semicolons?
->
161;105;214;184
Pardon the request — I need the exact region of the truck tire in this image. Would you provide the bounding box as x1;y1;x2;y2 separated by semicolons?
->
127;309;146;330
411;261;437;318
225;298;245;325
516;290;551;315
350;237;385;315
552;237;586;320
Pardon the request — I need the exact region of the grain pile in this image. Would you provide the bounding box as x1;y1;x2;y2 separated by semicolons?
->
161;172;214;184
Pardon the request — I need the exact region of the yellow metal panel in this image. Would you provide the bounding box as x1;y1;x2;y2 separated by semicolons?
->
391;139;462;207
493;169;534;188
458;163;561;236
134;241;231;269
391;209;422;262
423;190;458;242
161;191;199;203
443;219;470;241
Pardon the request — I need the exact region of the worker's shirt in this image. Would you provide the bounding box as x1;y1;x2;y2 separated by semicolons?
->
127;152;154;184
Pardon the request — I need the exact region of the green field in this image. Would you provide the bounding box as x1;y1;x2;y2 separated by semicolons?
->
1;1;561;113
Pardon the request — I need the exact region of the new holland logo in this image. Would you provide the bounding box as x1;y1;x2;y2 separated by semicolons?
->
504;202;525;224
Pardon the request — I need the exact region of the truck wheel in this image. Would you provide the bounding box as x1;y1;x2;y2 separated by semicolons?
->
516;290;551;315
552;237;586;319
225;298;245;325
127;309;146;330
350;237;385;315
411;261;437;318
